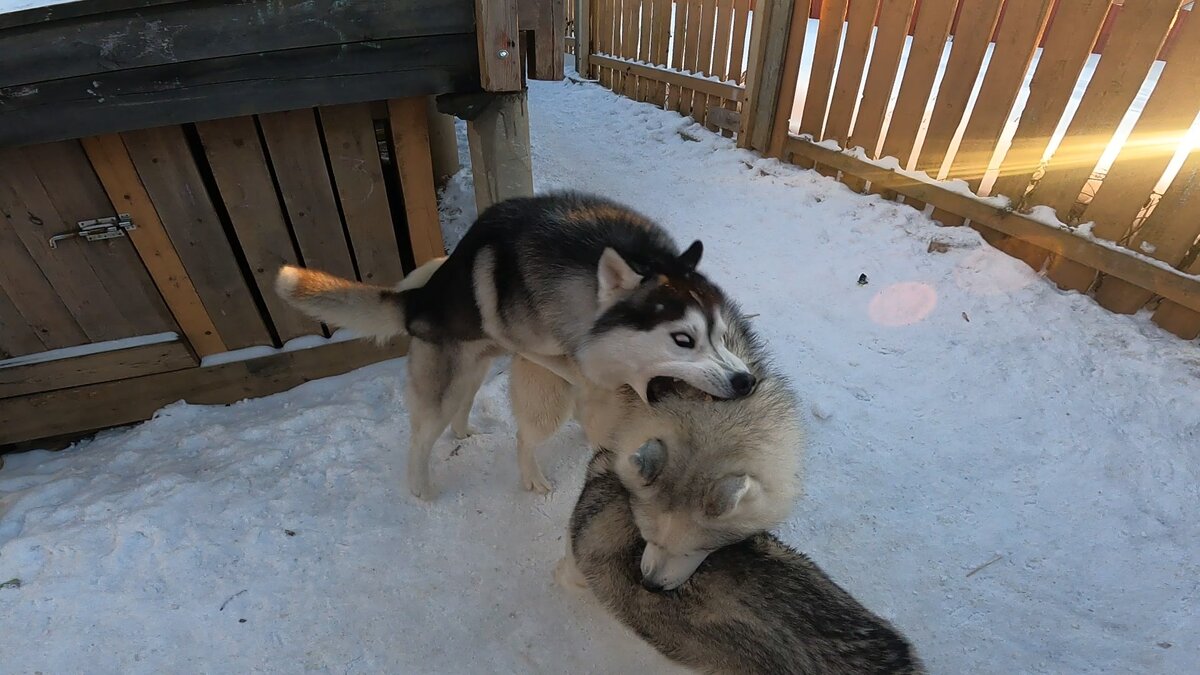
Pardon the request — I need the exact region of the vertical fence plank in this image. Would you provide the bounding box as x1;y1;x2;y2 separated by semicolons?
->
389;98;447;266
598;0;613;88
1049;12;1200;294
691;0;719;124
195;117;322;343
875;0;958;192
258;110;357;281
668;0;690;111
1092;151;1200;316
650;0;672;104
1029;1;1185;223
842;0;917;192
823;0;880;149
986;0;1112;268
906;0;1004;210
791;0;848;168
724;0;751;131
122;126;273;350
82;134;228;356
764;0;812;157
679;0;704;117
639;0;655;101
709;0;735;129
930;0;1054;225
319;103;407;285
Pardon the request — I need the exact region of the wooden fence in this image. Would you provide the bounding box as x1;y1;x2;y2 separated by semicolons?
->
573;0;1200;340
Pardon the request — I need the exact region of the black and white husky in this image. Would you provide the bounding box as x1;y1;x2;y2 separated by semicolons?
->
275;192;755;499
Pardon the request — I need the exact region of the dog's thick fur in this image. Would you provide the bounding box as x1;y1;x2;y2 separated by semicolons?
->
514;301;803;587
563;448;925;675
275;193;757;499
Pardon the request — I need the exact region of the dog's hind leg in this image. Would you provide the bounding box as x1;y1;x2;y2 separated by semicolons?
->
510;355;573;494
452;340;500;439
554;535;588;591
404;339;496;500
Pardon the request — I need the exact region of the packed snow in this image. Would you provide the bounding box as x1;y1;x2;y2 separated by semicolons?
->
3;67;1199;674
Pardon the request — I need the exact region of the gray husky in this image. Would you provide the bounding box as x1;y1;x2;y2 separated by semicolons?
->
561;445;925;675
517;301;803;588
275;192;755;499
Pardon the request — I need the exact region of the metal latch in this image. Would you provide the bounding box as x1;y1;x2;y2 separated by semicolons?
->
48;214;136;248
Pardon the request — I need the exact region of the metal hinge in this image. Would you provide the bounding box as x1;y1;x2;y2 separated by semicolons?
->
48;214;136;249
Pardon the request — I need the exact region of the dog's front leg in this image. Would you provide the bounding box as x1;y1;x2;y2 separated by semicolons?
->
554;536;588;591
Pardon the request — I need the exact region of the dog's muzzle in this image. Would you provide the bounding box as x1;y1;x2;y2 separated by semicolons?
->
640;543;710;591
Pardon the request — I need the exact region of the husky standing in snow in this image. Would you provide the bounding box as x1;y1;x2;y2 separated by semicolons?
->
275;192;756;499
560;442;925;675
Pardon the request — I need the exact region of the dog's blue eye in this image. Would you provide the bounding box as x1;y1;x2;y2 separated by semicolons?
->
672;332;695;349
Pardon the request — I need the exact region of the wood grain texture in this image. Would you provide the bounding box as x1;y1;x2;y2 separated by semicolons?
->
0;286;46;358
476;0;523;91
843;0;916;191
0;0;474;89
24;140;177;335
258;109;357;280
0;207;87;350
194;117;322;343
0;337;408;445
0;147;133;341
823;0;878;147
793;0;848;160
1047;9;1200;293
1028;0;1186;221
0;338;197;398
0;34;480;148
122;125;272;349
389;97;448;265
877;0;958;171
81;133;227;356
319;104;407;285
1096;150;1200;314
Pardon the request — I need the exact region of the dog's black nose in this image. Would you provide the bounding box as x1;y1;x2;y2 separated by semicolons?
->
730;372;756;397
641;576;665;593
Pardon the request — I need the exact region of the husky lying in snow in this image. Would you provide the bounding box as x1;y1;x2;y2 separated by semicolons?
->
560;444;925;675
276;192;756;499
516;299;803;589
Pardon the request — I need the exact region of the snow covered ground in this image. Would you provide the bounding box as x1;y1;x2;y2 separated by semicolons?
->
3;70;1199;674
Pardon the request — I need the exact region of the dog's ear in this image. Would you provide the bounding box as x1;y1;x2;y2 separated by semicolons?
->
598;247;643;304
678;240;703;272
630;439;667;485
703;475;758;518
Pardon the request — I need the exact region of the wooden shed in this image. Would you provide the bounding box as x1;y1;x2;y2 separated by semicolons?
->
0;0;564;448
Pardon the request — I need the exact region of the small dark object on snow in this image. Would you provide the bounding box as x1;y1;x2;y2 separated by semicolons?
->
962;312;970;322
239;619;247;624
0;578;20;590
1158;642;1172;649
284;529;296;536
857;273;869;286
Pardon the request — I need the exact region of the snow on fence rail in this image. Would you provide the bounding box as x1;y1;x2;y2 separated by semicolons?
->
572;0;1200;340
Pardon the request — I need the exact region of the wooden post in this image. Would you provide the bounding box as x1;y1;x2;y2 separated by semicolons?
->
477;0;523;91
467;91;535;212
425;96;461;187
576;0;591;76
739;0;796;153
388;98;447;265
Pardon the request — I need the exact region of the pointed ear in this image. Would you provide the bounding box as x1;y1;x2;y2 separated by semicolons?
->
630;439;667;485
598;248;643;302
678;240;703;271
703;475;757;518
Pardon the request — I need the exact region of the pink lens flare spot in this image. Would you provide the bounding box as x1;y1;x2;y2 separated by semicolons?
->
868;282;938;327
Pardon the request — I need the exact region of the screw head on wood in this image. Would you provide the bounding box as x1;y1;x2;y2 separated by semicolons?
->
498;49;510;59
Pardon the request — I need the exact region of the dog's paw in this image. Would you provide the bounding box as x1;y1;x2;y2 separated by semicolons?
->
407;475;438;501
451;424;478;440
554;556;588;590
521;468;554;495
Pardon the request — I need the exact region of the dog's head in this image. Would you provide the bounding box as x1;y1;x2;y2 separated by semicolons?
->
576;242;755;402
617;439;772;592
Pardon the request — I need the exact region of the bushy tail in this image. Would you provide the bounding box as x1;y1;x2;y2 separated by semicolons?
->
275;265;407;344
